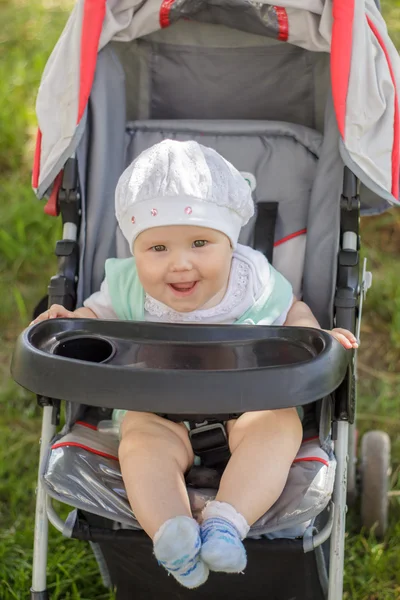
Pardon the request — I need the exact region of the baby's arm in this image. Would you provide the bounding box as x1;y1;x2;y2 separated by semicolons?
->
283;298;319;328
284;298;358;350
30;303;98;325
29;276;117;325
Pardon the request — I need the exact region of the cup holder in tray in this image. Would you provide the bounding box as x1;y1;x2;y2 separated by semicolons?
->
53;336;115;364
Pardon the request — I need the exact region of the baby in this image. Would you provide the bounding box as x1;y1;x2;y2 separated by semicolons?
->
33;140;357;588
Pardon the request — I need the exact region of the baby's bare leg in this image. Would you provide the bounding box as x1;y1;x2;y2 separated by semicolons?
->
119;412;194;539
119;412;210;588
200;408;302;574
219;408;302;524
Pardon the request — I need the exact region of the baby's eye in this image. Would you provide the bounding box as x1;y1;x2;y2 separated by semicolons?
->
151;245;167;252
192;240;208;248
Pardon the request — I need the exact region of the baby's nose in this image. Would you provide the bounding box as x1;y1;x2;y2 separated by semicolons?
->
170;252;192;271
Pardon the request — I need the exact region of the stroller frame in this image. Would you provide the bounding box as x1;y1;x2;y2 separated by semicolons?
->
25;162;363;600
13;1;398;594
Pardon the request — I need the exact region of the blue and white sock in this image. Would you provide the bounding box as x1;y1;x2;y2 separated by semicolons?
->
200;501;250;573
153;516;209;588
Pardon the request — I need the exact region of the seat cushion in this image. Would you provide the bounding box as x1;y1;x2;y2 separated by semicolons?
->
42;421;335;538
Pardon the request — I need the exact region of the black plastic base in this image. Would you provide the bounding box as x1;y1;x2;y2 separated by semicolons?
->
30;590;49;600
95;531;326;600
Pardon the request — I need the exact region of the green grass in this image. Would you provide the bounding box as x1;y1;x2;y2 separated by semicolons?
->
0;1;114;598
343;209;400;600
0;1;400;599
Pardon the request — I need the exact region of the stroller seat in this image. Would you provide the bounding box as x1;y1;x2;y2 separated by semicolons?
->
14;111;349;599
43;421;336;540
40;118;336;544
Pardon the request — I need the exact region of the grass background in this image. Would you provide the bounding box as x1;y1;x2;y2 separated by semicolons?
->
0;0;399;598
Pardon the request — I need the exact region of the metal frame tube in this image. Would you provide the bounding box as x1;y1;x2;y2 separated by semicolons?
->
46;495;66;534
62;222;78;241
303;502;335;553
328;421;349;600
31;405;56;592
347;421;358;504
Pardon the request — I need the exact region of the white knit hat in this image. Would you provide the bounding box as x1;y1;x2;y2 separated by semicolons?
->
115;139;254;252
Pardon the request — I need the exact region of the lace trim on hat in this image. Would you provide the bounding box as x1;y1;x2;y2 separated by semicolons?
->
144;258;250;322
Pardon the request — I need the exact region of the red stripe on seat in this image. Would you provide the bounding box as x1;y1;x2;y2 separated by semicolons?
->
293;457;329;467
366;16;399;199
75;421;98;431
51;442;118;461
51;441;329;468
331;0;355;138
160;0;175;28
78;0;106;122
274;228;306;247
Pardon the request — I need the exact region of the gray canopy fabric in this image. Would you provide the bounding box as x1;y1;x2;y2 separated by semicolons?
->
33;0;400;211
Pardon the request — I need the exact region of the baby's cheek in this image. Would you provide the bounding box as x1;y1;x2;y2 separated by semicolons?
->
209;257;231;286
136;261;159;294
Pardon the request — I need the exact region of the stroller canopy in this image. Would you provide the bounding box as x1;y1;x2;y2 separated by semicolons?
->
33;0;400;210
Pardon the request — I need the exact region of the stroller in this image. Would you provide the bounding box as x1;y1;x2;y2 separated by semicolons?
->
11;1;400;599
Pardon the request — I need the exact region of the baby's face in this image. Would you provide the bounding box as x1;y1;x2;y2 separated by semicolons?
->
134;225;233;312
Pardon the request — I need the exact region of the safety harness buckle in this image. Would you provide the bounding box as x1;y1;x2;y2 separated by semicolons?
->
189;422;230;468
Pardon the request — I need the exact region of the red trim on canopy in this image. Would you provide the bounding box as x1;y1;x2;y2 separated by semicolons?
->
331;0;355;138
32;129;42;189
77;0;106;122
44;171;62;216
33;1;105;189
160;0;175;28
366;16;399;199
274;6;289;42
274;228;307;248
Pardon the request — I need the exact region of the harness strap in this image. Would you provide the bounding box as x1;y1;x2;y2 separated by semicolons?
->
188;420;231;469
254;201;279;263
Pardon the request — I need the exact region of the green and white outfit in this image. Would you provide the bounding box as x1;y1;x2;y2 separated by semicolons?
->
84;244;293;325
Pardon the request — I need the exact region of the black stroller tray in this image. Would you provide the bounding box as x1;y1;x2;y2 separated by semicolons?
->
12;319;348;414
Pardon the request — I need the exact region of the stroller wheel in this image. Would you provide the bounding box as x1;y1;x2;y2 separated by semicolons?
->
360;430;391;538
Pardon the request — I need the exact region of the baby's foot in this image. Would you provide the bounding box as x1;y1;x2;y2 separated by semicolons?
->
200;501;250;574
200;517;247;573
153;516;209;588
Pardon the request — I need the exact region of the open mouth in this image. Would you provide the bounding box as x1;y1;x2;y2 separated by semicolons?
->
168;281;198;297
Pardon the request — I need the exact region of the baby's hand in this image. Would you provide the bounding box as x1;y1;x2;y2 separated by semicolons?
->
325;328;359;350
30;304;75;326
